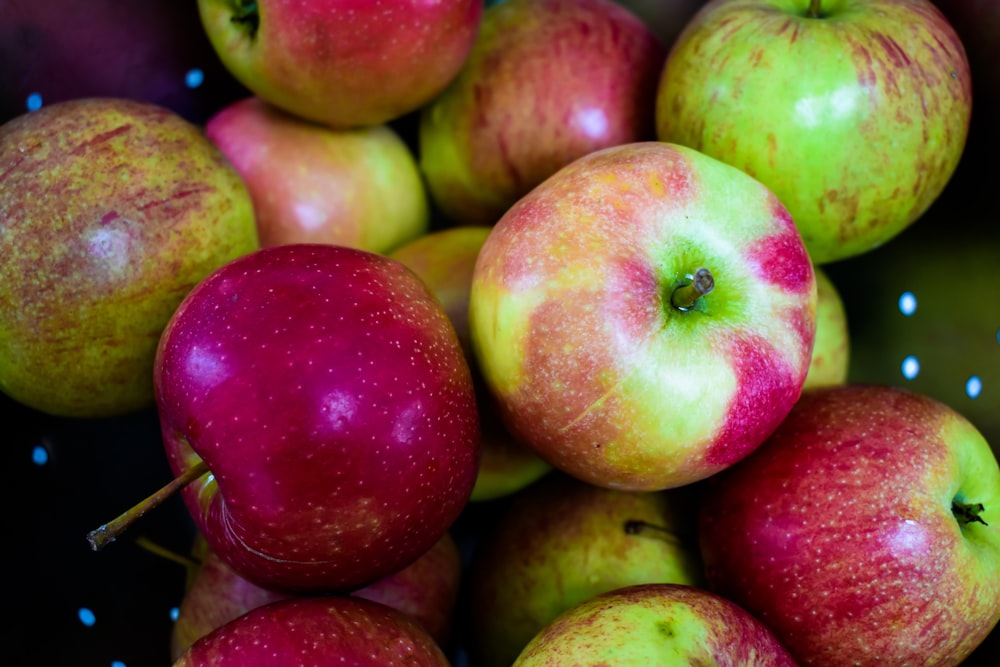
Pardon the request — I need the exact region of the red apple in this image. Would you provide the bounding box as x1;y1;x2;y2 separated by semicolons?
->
153;243;479;594
173;596;450;666
170;532;462;659
698;384;1000;666
205;96;429;252
197;0;483;129
468;141;816;491
419;0;667;226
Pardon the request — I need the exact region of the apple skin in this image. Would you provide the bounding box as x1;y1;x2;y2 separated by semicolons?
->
0;0;246;125
197;0;482;129
468;141;816;491
802;266;849;390
389;227;552;502
466;473;704;667
205;96;429;253
418;0;667;226
0;97;259;417
155;243;479;594
173;595;451;666
655;0;972;264
512;583;798;666
698;384;1000;667
170;532;462;660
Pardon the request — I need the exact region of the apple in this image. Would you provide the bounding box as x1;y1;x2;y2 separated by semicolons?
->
170;532;462;659
389;227;552;502
148;243;479;594
512;583;798;666
0;0;246;125
173;595;450;666
196;0;483;129
655;0;972;264
418;0;667;226
465;472;704;667
802;266;849;390
698;384;1000;666
0;97;258;417
205;96;429;253
468;141;817;491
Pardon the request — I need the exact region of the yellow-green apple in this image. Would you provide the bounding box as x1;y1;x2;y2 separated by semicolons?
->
0;0;246;125
170;532;462;659
466;472;704;667
468;141;817;491
419;0;666;226
205;96;429;253
512;583;798;666
389;227;551;502
655;0;972;264
0;98;258;418
197;0;483;129
612;0;709;48
152;243;479;593
698;384;1000;667
173;596;450;666
802;266;849;389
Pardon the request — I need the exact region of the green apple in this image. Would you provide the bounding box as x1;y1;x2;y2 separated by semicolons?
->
466;472;704;667
655;0;972;264
0;97;258;417
803;266;849;389
468;141;817;491
512;583;798;666
389;226;551;502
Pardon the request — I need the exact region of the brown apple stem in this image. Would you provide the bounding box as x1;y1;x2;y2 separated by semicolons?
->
670;267;714;311
806;0;823;18
134;536;202;570
623;519;681;545
953;500;988;526
86;461;210;551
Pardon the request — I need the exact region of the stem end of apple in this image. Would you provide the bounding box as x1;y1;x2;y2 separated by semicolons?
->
670;267;714;312
953;500;988;527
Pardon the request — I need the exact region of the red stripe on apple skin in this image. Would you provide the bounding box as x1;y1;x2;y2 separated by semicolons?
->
744;219;814;296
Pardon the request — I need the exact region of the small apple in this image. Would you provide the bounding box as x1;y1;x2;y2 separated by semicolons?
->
149;243;479;594
419;0;666;226
655;0;972;264
0;97;258;417
173;596;451;666
197;0;483;129
802;266;849;390
512;583;798;666
466;472;704;667
468;141;816;491
698;384;1000;667
170;532;463;659
389;227;551;502
205;96;429;253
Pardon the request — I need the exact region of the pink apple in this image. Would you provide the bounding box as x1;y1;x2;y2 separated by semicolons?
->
698;384;1000;666
512;583;798;666
173;596;450;666
197;0;483;129
154;243;479;594
205;96;429;252
468;141;817;491
419;0;667;226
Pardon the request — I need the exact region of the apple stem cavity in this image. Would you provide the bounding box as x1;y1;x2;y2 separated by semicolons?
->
86;461;211;551
953;500;988;527
805;0;824;18
623;519;681;545
670;267;714;312
231;0;260;39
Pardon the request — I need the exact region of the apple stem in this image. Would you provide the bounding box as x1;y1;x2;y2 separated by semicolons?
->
806;0;823;18
670;267;714;312
134;536;202;570
86;461;210;551
953;500;988;526
623;519;681;545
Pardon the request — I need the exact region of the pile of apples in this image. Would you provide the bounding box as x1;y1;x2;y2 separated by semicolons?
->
2;0;998;665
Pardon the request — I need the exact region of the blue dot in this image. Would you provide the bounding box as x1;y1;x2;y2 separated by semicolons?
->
112;662;127;667
26;92;43;111
966;376;982;399
170;607;180;622
185;68;205;89
31;444;49;466
901;355;920;380
78;607;96;627
898;291;917;316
